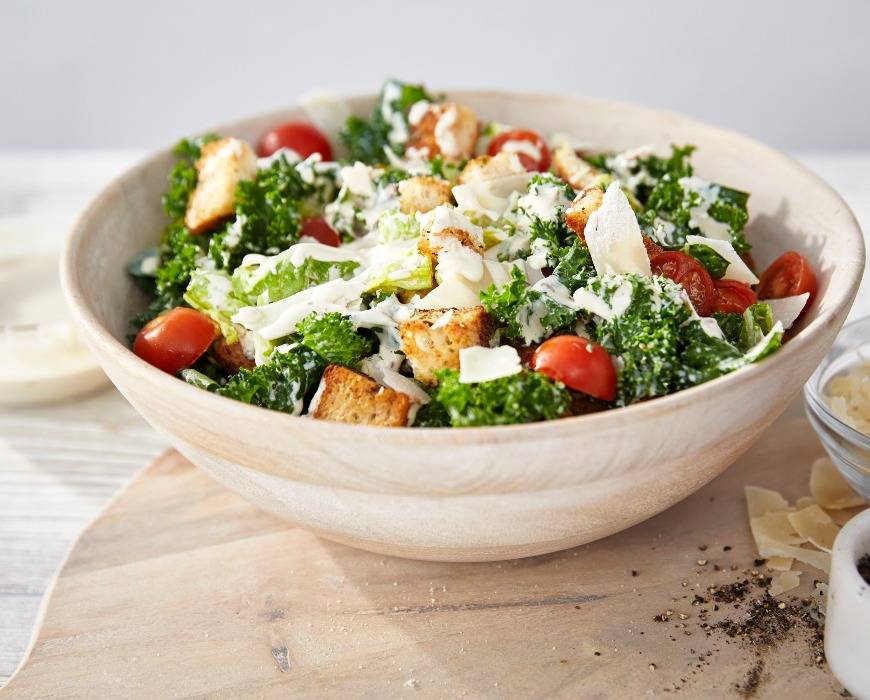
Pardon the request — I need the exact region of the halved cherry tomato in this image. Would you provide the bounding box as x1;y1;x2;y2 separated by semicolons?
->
757;251;817;304
531;335;617;402
134;308;217;375
711;279;757;314
300;217;340;247
257;122;333;160
487;129;551;172
651;251;715;316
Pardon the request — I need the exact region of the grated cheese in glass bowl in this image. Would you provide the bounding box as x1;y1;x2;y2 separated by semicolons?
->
805;316;870;502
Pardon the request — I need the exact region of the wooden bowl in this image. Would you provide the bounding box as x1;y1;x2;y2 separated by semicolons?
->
61;92;865;562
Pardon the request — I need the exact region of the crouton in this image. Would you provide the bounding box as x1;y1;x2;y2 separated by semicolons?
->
552;144;602;191
311;365;412;427
408;103;479;163
213;336;255;375
185;137;257;234
458;152;524;184
399;306;495;385
565;186;605;240
417;206;485;267
398;176;453;214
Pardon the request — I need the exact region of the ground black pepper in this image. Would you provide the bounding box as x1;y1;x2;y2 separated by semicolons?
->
858;553;870;584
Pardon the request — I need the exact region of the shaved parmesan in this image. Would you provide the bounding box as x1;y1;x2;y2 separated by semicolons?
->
765;556;794;571
769;570;802;597
300;90;351;152
685;235;759;284
745;485;790;518
452;173;531;220
795;496;815;509
825;361;870;435
757;540;830;574
584;182;652;277
827;506;865;526
430;309;454;330
750;511;806;548
415;274;482;310
765;293;809;330
459;345;521;384
340;162;375;196
810;457;865;509
787;504;840;552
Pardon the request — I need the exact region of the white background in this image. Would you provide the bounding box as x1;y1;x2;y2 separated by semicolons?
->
2;0;868;150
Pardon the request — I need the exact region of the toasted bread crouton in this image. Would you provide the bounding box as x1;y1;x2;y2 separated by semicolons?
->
311;365;412;427
458;152;524;184
399;307;495;385
398;176;453;214
565;186;605;240
418;226;484;263
185;137;257;234
552;144;602;191
213;336;255;375
408;103;479;163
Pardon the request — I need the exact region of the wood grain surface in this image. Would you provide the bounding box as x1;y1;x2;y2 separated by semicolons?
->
2;400;852;699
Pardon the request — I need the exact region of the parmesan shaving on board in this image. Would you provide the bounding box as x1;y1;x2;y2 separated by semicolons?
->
769;570;802;597
809;456;865;509
786;504;839;552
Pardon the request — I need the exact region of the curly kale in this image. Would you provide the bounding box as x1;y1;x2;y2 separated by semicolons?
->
433;368;571;427
161;135;219;220
588;144;694;204
411;398;452;427
553;240;596;293
213;346;325;415
295;312;374;367
209;154;307;269
339;79;434;164
676;312;781;389
480;267;576;345
685;242;729;279
589;274;691;406
638;178;750;253
129;136;218;330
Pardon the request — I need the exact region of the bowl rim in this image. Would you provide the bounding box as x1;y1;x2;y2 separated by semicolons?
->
61;90;867;441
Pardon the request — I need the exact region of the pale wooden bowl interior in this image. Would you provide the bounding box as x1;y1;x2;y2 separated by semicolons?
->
62;92;865;561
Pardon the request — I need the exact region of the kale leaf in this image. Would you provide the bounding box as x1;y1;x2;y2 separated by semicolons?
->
553;240;596;293
685;243;729;279
161;135;219;220
130;135;218;330
296;312;375;367
209;153;307;269
480;267;576;345
214;345;325;415
589;274;691;406
433;368;571;427
339;79;434;165
411;398;452;427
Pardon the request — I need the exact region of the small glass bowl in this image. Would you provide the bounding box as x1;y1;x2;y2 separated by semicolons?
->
804;316;870;501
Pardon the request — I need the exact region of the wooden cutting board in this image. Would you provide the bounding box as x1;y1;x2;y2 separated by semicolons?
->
2;401;850;699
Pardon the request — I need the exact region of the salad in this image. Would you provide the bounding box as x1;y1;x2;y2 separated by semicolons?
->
128;79;818;428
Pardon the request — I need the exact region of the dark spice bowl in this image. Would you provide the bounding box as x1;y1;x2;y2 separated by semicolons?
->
61;92;865;562
825;507;870;696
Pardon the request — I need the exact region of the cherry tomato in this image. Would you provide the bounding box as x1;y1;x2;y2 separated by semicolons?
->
711;279;757;314
651;251;715;316
256;122;333;160
531;335;617;402
300;217;340;247
757;251;817;304
487;129;551;172
133;308;217;375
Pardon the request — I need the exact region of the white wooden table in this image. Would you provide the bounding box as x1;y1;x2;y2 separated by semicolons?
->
1;150;868;687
